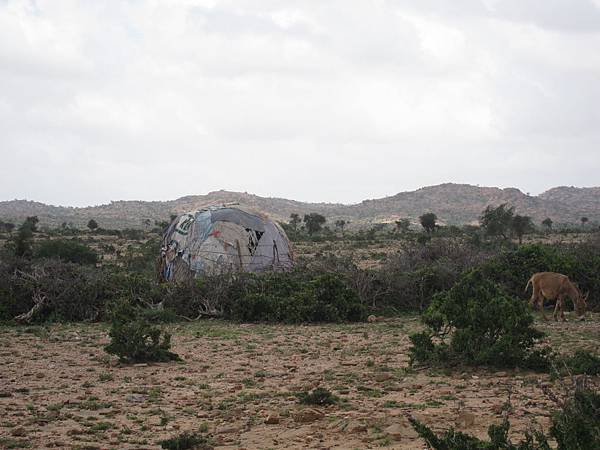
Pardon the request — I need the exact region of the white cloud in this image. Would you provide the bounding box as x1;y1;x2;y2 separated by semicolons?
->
0;0;599;206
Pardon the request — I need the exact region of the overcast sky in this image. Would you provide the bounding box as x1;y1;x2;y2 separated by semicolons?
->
1;0;599;207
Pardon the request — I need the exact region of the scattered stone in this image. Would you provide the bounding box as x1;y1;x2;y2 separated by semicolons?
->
12;426;27;437
217;424;242;434
265;413;280;425
126;394;145;403
346;420;368;433
384;420;418;441
374;373;393;382
455;410;476;428
292;408;324;423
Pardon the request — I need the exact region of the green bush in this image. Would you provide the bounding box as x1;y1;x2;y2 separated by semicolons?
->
226;272;366;323
409;416;550;450
558;350;600;376
409;270;550;370
551;387;600;450
159;431;213;450
297;387;339;406
410;385;600;450
35;239;98;265
104;300;181;363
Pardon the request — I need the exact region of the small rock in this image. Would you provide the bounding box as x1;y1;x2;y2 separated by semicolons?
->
265;414;280;425
347;420;367;433
384;420;418;441
456;410;476;428
217;424;241;434
374;373;393;382
292;408;324;423
12;427;27;437
126;394;145;403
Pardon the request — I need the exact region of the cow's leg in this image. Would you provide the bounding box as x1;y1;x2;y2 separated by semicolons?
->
552;297;562;322
538;296;548;321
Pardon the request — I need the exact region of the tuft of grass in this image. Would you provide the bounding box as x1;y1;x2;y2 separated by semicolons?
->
297;387;339;406
159;431;213;450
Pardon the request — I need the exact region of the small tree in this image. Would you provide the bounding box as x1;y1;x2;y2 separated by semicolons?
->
480;204;514;240
542;218;553;231
289;213;301;232
13;216;39;258
36;239;99;265
409;270;549;370
87;219;99;231
419;213;437;234
395;218;411;233
105;300;181;363
335;219;347;234
581;217;589;228
303;213;326;235
511;214;534;244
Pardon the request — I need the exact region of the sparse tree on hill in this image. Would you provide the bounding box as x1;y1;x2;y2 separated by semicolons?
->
87;219;99;232
511;214;534;244
542;218;553;231
480;204;514;240
14;216;38;258
335;219;347;235
581;217;589;228
395;219;411;233
419;213;437;234
289;213;301;232
303;213;326;235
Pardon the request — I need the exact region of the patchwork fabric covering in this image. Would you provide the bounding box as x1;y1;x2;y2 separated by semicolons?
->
159;207;294;281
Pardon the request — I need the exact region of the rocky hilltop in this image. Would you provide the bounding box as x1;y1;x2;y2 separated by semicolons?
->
0;184;597;229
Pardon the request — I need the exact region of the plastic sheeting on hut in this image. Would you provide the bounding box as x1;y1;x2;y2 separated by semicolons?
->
158;207;294;282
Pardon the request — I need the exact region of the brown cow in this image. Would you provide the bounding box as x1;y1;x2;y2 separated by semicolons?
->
525;272;588;321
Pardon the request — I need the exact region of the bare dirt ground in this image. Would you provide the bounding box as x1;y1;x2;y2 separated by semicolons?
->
1;315;599;450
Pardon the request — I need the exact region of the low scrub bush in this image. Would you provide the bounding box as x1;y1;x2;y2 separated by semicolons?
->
35;239;98;265
225;272;366;323
557;350;600;376
409;416;549;450
410;384;600;450
104;300;180;363
409;270;550;370
297;387;339;406
159;431;213;450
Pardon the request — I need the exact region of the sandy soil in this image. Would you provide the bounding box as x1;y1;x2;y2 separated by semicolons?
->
1;316;599;450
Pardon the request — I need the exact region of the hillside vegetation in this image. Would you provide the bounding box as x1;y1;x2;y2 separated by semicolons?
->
1;183;599;229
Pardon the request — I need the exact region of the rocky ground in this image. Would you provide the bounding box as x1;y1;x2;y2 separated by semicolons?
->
0;315;599;450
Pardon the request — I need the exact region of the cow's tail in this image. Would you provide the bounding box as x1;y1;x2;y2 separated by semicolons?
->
525;277;533;293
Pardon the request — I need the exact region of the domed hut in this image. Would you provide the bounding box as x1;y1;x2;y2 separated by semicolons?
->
158;206;294;282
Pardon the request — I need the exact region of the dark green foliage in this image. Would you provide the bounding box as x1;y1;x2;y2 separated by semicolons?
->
419;212;437;233
410;385;600;450
511;215;534;244
226;272;366;323
87;219;98;231
550;387;600;450
409;416;550;450
297;387;338;406
159;431;213;450
104;300;180;363
35;239;98;265
303;213;326;235
13;216;39;258
409;270;549;369
559;350;600;376
480;204;514;240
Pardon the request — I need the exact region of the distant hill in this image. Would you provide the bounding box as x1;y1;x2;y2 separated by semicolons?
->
0;184;598;229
